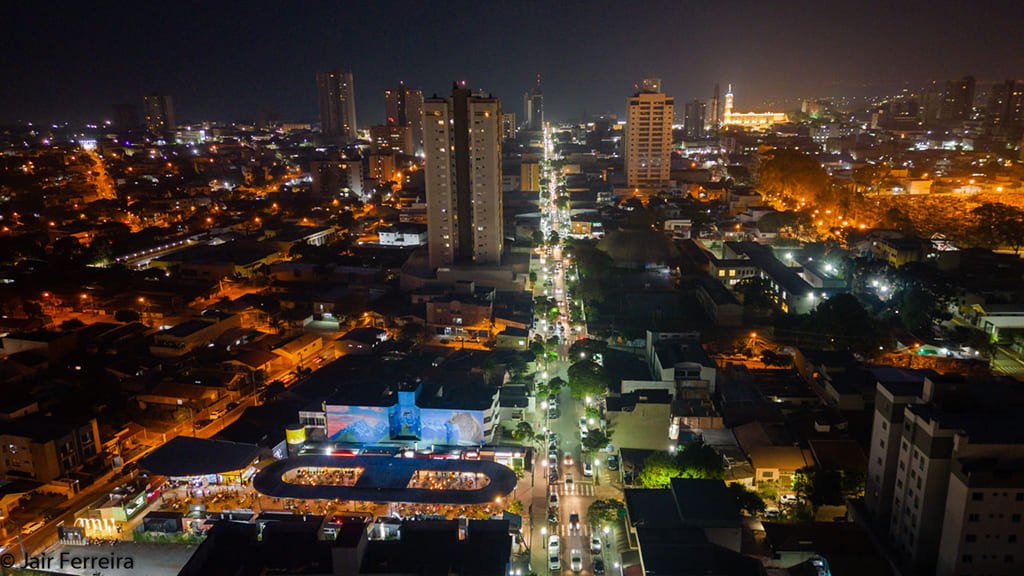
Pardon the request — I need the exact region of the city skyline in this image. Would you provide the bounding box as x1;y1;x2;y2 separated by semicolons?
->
3;1;1024;124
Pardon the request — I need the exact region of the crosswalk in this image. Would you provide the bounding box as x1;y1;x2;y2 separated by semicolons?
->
554;482;595;497
554;522;593;537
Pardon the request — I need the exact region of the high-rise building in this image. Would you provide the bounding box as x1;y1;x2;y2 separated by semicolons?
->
143;94;175;135
523;75;544;132
683;99;707;140
501;112;517;141
520;162;540;193
310;157;363;197
709;83;721;129
369;124;414;155
316;70;358;142
424;83;503;268
384;84;424;155
625;79;674;190
866;374;1024;575
941;75;975;122
987;79;1024;132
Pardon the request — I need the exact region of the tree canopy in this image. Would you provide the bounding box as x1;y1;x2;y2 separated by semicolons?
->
757;149;830;207
567;361;613;399
637;443;725;488
587;498;625;525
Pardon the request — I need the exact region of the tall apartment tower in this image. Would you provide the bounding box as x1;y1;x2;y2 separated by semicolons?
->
625;79;674;190
384;83;424;155
941;75;976;122
524;74;544;132
424;83;503;268
709;83;721;129
143;94;175;135
316;70;358;142
683;99;707;140
987;79;1024;132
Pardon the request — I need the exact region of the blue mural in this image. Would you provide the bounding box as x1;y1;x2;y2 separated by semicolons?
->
389;404;422;438
326;405;389;443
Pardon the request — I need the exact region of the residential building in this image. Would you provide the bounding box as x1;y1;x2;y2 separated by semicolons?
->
379;223;428;246
941;75;976;122
310;159;364;197
317;70;357;142
0;414;101;484
424;83;503;268
520;162;540;193
367;151;399;183
683;99;706;140
369;124;414;155
987;79;1024;133
143;94;175;135
625;79;674;190
384;84;424;155
523;75;543;132
501;112;517;141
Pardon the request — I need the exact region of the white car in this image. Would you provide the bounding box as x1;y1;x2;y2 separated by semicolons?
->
565;473;574;491
548;534;560;553
578;417;587;431
570;549;583;572
549;492;559;509
582;460;593;477
21;519;45;535
591;535;602;554
549;552;561;571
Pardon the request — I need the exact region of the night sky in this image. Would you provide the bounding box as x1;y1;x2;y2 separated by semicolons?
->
3;0;1023;125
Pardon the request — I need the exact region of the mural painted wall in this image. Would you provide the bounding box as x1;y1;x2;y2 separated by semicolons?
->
326;405;390;443
389;404;422;438
420;408;485;446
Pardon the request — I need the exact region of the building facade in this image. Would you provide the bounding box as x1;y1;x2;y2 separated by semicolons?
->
683;99;707;140
384;84;424;155
424;83;503;268
143;94;175;135
625;80;674;190
722;85;787;130
317;70;358;142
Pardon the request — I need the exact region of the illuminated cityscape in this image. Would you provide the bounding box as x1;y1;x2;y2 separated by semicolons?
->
1;2;1024;576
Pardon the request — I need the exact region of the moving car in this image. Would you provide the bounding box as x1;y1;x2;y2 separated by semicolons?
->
569;512;580;532
548;467;559;483
209;408;227;420
21;520;45;535
591;535;602;553
565;473;574;491
570;549;583;572
549;492;559;509
563;454;574;467
582;460;593;477
593;558;605;575
549;553;561;571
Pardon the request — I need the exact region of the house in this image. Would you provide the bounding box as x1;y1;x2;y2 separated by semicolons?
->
0;414;102;484
334;328;388;356
150;312;241;357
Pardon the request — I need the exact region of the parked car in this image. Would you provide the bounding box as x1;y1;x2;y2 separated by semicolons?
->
225;402;239;411
549;553;561;571
548;509;559;524
594;558;605;575
548;534;560;553
549;492;559;509
606;455;619;471
582;460;593;477
209;408;227;420
194;418;213;429
591;535;602;554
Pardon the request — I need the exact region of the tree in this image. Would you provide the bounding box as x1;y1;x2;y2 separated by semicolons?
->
548;230;560;245
528;271;538;285
638;452;685;488
510;421;537;443
757;149;830;208
727;483;766;516
114;309;141;323
536;376;566;399
735;276;778;310
531;229;545;245
59;318;85;331
398;323;433;345
804;293;882;354
792;467;864;508
567;361;612;399
581;429;611;454
569;338;608;361
587;498;625;525
970;203;1024;253
677;441;725;480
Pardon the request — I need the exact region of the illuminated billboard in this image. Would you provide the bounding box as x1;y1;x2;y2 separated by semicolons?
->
420;409;484;446
326;405;389;443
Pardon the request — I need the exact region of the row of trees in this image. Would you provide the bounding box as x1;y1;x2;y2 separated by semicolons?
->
636;443;726;488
